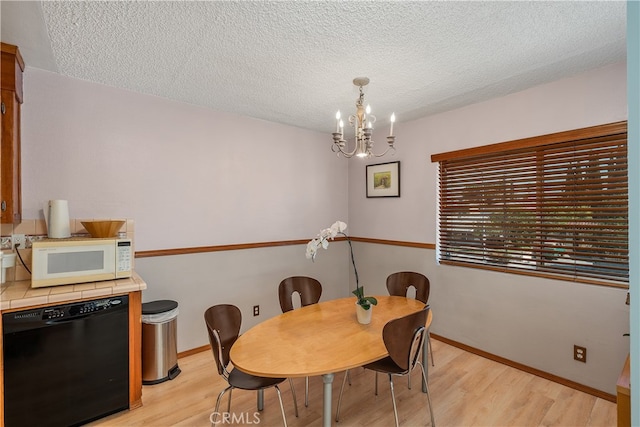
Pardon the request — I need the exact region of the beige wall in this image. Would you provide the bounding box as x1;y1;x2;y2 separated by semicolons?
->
18;60;629;396
352;242;628;395
348;62;629;395
21;68;349;251
135;242;351;352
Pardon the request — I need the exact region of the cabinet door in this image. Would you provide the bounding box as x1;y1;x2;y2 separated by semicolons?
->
1;89;21;224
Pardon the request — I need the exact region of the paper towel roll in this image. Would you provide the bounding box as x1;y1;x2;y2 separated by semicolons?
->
48;199;71;238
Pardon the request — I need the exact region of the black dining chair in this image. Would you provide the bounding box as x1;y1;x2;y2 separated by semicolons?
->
335;306;436;427
278;276;322;406
204;304;298;426
386;271;434;367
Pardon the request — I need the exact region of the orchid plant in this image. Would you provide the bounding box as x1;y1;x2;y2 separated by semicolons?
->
306;221;378;310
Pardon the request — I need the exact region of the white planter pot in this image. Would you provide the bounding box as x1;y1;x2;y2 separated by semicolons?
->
355;302;373;324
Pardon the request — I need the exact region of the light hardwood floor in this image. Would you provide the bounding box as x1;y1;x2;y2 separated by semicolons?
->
91;339;617;426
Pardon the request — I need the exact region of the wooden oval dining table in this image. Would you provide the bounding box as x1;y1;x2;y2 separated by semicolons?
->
230;295;429;427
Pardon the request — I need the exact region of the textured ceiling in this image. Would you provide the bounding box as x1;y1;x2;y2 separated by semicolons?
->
0;1;627;133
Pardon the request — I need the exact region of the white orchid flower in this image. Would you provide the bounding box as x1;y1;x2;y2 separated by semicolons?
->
304;220;372;310
332;221;347;234
305;221;349;261
320;228;333;240
305;238;320;260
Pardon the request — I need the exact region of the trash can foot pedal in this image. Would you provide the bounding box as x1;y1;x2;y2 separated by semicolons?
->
168;364;181;380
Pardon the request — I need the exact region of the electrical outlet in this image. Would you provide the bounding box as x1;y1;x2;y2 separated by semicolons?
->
253;305;260;316
11;234;26;249
574;345;587;363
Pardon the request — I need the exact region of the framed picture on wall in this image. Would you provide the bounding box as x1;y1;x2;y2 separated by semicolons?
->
366;161;400;198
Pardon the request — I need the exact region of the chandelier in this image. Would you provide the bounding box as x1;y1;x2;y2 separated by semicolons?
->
331;77;396;158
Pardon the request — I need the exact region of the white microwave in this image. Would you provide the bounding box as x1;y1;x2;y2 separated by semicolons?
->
31;238;133;288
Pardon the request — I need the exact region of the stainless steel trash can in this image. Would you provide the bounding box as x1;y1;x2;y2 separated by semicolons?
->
142;300;181;385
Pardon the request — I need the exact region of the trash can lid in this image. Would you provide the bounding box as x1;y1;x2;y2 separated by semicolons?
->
142;300;178;314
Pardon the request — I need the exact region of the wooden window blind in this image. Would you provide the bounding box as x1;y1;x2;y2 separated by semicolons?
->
432;122;628;287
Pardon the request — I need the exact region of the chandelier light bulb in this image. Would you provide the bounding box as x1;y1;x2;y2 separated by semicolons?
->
335;111;341;132
390;113;396;136
365;104;371;115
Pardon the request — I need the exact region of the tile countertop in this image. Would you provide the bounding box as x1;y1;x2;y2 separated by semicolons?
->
0;272;147;311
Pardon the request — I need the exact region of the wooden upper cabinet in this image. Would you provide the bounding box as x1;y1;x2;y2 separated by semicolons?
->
1;42;24;224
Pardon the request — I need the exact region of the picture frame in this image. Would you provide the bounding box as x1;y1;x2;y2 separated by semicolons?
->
366;161;400;198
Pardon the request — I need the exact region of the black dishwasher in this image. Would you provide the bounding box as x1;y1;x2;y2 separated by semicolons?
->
3;295;129;427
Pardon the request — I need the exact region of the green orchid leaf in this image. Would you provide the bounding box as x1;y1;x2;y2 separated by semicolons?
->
353;288;376;309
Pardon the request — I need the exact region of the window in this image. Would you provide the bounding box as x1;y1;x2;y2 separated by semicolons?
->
431;122;628;287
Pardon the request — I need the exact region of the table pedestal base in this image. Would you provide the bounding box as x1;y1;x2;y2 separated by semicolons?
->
257;389;264;411
322;373;334;427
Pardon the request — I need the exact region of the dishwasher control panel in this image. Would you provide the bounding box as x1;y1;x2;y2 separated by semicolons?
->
4;296;128;326
68;298;123;317
43;307;65;319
